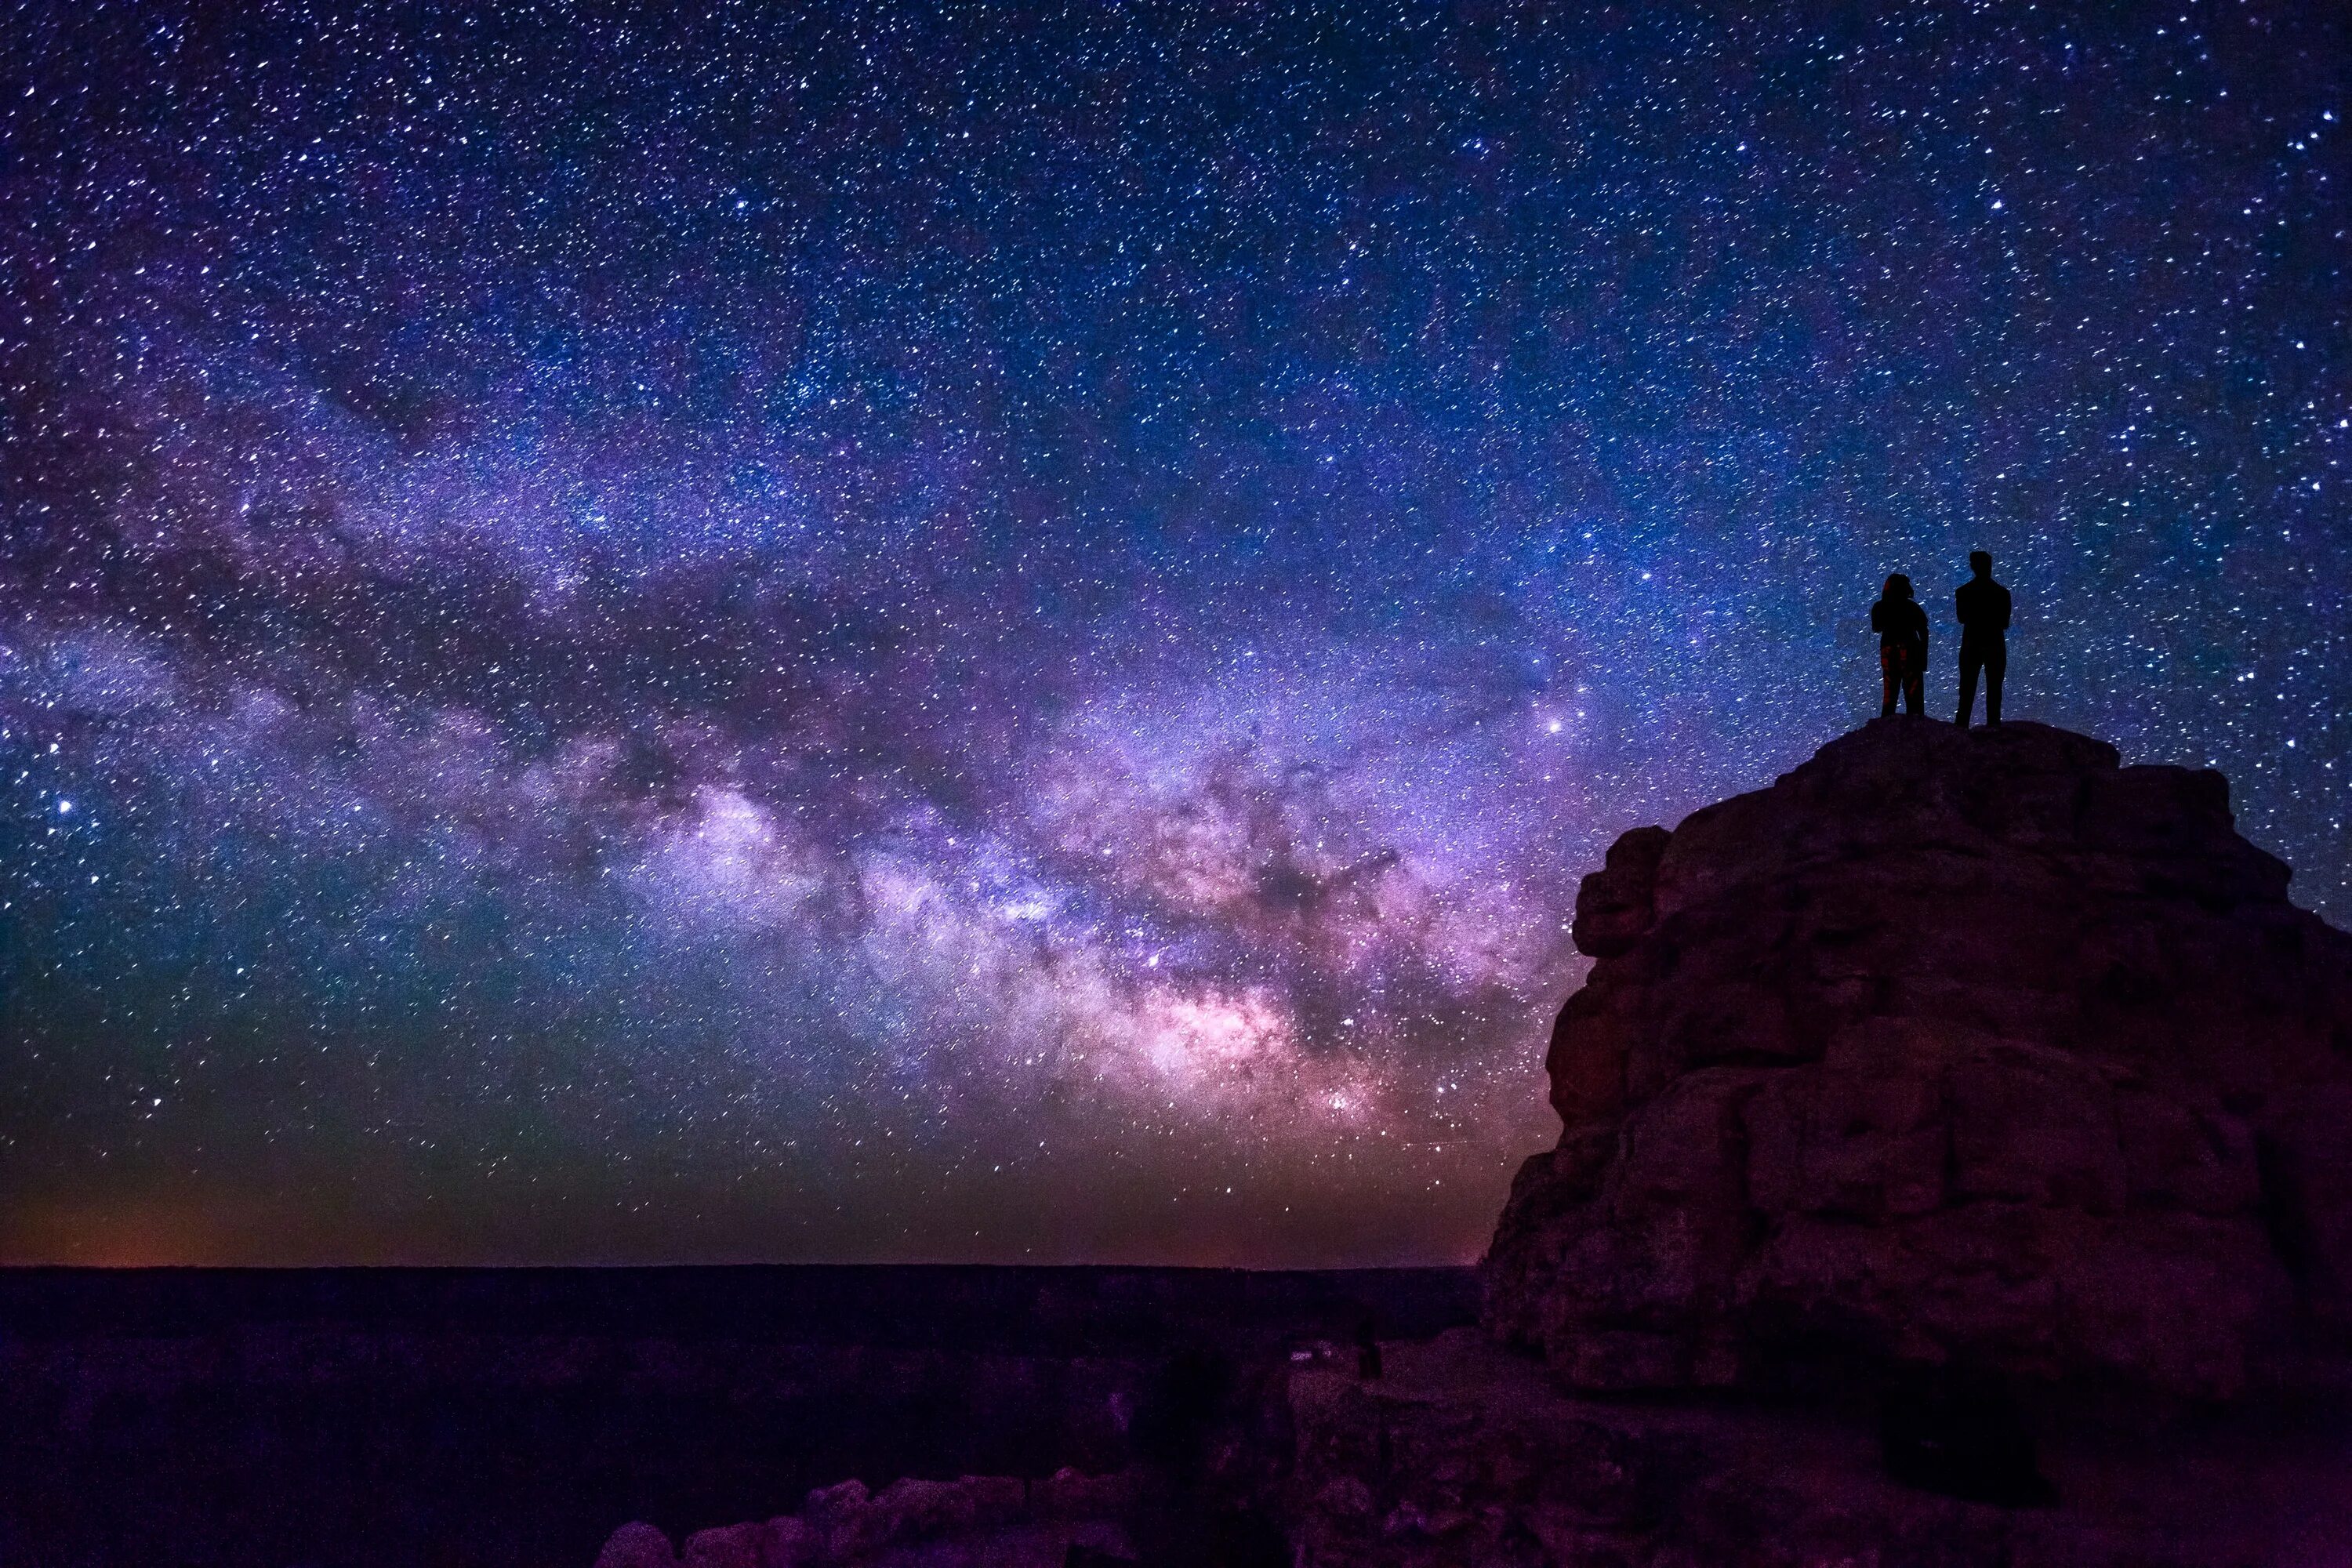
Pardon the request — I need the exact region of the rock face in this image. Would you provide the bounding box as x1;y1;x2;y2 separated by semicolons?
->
1486;718;2352;1400
593;1469;1140;1568
1285;1330;2352;1568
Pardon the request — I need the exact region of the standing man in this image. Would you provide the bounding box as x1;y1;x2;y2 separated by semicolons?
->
1954;550;2012;728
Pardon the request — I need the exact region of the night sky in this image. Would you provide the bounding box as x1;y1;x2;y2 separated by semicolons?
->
2;2;2345;1265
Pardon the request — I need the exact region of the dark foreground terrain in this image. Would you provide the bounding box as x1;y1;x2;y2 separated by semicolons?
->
0;1264;1475;1568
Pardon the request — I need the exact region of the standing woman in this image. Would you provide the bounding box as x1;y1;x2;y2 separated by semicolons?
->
1871;573;1929;717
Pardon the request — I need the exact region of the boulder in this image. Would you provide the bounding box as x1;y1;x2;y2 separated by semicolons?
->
680;1523;762;1568
595;1523;678;1568
1486;719;2352;1400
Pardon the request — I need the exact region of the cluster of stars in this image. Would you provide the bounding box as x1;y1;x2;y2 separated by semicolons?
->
0;0;2343;1265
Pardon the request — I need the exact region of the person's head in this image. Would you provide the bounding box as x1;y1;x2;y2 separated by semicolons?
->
1969;550;1992;578
1883;572;1913;601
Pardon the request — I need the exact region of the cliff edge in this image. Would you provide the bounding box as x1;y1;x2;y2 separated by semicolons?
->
1484;717;2352;1400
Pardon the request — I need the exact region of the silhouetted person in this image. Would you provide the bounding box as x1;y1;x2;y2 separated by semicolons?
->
1954;550;2011;727
1871;572;1928;717
1355;1314;1383;1381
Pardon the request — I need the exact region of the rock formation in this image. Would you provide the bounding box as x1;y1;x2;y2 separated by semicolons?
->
1485;718;2352;1400
1283;1327;2352;1568
593;1470;1140;1568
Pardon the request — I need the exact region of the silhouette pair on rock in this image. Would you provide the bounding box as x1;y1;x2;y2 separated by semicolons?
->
1871;552;2010;724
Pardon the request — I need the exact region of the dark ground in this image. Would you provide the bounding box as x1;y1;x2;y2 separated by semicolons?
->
0;1265;1476;1568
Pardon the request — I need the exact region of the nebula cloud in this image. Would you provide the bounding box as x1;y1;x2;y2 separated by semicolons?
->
2;1;2343;1262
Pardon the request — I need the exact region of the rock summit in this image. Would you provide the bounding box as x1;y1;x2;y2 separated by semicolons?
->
1486;717;2352;1401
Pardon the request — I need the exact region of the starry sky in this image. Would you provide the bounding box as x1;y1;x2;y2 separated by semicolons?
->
2;1;2345;1266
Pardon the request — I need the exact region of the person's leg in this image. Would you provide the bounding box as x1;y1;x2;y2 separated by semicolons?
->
1957;648;1982;727
1882;645;1899;717
1902;648;1923;715
1985;642;2005;724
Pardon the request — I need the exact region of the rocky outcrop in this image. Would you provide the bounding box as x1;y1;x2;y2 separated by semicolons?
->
593;1469;1139;1568
1486;719;2352;1400
1287;1330;2352;1568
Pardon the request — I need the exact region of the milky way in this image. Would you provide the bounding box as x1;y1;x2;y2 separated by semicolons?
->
2;2;2345;1264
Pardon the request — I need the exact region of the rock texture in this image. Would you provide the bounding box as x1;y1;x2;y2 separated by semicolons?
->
593;1469;1139;1568
1287;1330;2352;1568
1486;718;2352;1399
